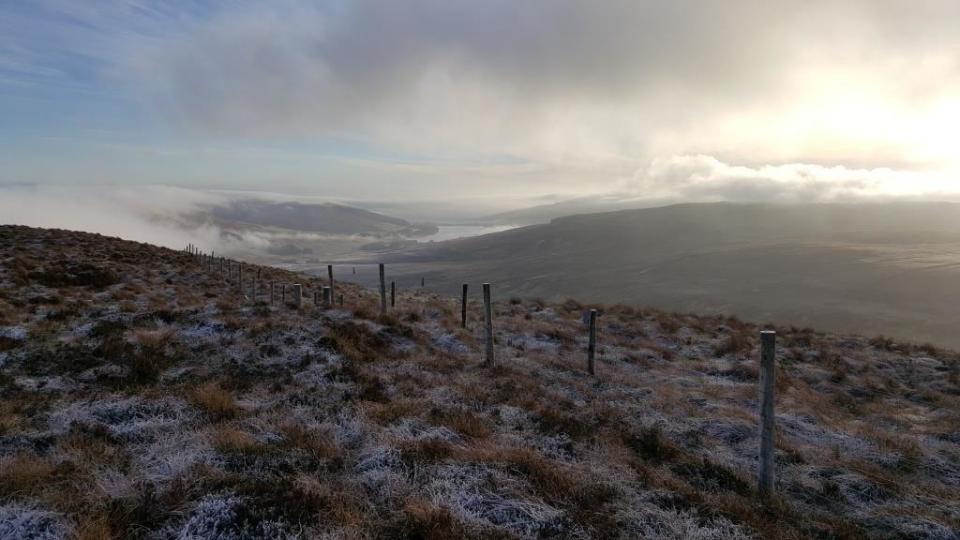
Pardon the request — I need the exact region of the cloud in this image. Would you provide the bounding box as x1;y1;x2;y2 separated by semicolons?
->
113;0;960;169
632;155;958;203
0;184;224;249
0;185;359;254
3;1;959;202
0;184;494;254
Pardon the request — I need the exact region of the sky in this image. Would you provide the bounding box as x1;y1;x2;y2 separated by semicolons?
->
1;0;959;211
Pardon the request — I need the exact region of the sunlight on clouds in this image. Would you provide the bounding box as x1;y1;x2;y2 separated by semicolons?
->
635;155;956;202
2;1;959;202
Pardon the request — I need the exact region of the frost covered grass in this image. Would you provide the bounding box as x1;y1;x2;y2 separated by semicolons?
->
0;225;959;539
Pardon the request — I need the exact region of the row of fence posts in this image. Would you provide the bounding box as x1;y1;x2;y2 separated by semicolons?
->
181;247;780;501
184;245;347;309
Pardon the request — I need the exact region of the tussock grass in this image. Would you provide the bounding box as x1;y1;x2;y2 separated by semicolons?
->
190;382;240;421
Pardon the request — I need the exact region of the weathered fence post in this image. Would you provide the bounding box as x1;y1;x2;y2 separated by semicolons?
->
421;277;425;288
587;309;597;375
759;330;777;499
390;281;396;307
237;264;243;291
483;283;494;366
270;281;275;305
379;264;387;315
282;284;286;304
251;277;257;301
461;283;468;328
327;265;334;301
323;286;332;308
338;294;343;307
291;284;302;308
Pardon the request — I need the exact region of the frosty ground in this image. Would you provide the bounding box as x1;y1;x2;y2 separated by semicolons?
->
0;225;958;539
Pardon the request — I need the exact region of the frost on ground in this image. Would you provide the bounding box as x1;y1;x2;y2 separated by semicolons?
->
0;503;72;540
0;225;958;539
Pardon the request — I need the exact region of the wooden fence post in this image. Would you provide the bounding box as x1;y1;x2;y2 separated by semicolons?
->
238;264;243;291
759;330;777;499
338;294;343;307
461;283;468;328
270;281;274;305
328;265;335;301
323;286;332;307
391;281;396;307
291;284;302;308
483;283;494;366
421;277;425;287
282;284;286;304
587;309;597;375
379;264;387;315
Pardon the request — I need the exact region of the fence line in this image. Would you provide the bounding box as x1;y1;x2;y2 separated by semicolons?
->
182;246;782;499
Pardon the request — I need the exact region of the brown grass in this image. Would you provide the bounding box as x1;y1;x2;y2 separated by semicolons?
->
74;515;114;540
430;408;491;439
279;422;342;461
397;498;466;540
325;320;389;363
190;382;240;421
0;453;56;497
212;426;265;454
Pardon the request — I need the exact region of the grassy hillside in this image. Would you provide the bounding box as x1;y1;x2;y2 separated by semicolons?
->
0;225;958;539
383;202;960;349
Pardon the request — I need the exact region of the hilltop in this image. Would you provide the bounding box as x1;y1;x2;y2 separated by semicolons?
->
0;225;958;539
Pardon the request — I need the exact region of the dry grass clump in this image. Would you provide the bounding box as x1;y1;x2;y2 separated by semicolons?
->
212;426;266;454
0;454;56;498
396;498;466;539
189;382;240;421
324;320;390;363
429;408;491;439
714;328;755;357
279;422;342;462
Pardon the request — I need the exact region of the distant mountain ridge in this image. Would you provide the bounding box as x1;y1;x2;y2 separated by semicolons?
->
211;200;438;237
383;201;960;347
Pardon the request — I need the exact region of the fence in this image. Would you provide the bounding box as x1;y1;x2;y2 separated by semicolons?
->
183;244;781;500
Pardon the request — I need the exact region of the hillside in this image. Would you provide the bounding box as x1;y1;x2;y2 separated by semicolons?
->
210;200;438;237
383;202;960;349
0;225;958;539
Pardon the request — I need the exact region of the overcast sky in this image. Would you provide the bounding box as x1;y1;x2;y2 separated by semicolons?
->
1;0;959;207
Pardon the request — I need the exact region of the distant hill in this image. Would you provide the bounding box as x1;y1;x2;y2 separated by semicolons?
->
211;200;438;237
384;202;960;347
477;194;665;225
